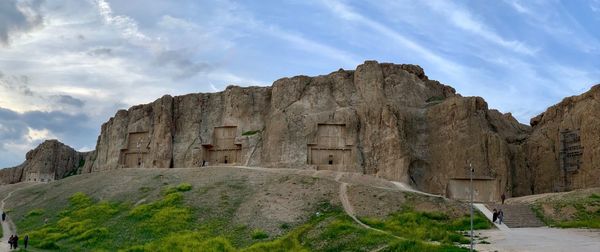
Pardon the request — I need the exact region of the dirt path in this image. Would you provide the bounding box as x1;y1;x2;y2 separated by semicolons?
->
1;190;19;252
0;183;36;252
338;183;373;230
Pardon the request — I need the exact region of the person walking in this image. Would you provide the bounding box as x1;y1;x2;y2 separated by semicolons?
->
24;234;29;249
2;211;5;221
501;193;506;204
13;234;19;249
492;208;498;223
498;209;504;225
8;235;14;249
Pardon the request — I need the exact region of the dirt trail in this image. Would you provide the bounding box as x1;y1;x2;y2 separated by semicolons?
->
338;183;372;230
0;183;36;252
1;190;19;252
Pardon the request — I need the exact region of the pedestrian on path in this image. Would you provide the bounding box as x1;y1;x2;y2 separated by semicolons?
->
24;234;29;249
13;234;19;249
498;209;504;224
492;208;498;223
501;193;506;204
8;235;14;249
2;211;5;221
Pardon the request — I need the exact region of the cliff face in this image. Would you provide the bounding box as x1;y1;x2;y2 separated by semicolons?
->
523;85;600;194
0;140;87;184
4;61;598;199
81;61;529;196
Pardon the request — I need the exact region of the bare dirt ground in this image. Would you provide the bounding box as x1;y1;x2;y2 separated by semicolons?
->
0;166;453;241
1;166;599;251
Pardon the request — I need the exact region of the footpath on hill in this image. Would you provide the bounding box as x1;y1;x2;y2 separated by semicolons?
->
1;190;19;252
0;183;36;252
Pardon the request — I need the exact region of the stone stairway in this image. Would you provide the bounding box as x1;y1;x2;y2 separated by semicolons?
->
486;203;545;228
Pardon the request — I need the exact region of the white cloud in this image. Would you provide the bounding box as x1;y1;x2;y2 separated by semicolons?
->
27;127;56;141
423;1;537;55
319;0;466;78
94;0;153;48
591;0;600;13
504;0;532;14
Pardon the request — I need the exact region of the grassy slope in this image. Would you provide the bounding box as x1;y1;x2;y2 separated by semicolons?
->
532;193;600;228
3;168;492;251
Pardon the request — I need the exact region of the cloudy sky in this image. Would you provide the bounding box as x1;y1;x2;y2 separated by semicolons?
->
1;0;599;168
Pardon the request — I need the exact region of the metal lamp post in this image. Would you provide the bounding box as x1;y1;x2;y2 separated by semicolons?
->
470;162;474;252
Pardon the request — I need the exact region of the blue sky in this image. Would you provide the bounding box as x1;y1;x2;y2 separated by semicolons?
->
0;0;599;168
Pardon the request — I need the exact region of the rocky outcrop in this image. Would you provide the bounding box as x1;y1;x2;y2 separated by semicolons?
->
523;85;600;194
3;61;598;199
0;140;88;184
81;61;528;197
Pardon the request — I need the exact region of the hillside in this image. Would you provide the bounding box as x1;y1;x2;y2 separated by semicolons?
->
506;187;600;229
0;166;490;251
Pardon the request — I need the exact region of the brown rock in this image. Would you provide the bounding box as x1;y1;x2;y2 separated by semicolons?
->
524;84;600;194
0;140;87;184
4;62;597;200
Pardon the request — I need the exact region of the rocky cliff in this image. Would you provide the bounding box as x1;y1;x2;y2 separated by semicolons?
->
3;61;598;199
523;85;600;194
78;61;530;197
0;140;88;184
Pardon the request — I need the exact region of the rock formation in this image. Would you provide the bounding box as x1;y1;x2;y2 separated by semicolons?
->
522;85;600;195
2;61;599;200
0;140;88;184
77;61;529;199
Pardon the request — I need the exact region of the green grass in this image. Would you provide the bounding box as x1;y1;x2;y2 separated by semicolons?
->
533;194;600;228
242;130;260;136
15;183;485;251
360;207;491;245
251;229;269;240
426;96;446;103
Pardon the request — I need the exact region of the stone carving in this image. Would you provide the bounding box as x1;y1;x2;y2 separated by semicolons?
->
120;131;150;168
307;123;357;172
202;126;242;165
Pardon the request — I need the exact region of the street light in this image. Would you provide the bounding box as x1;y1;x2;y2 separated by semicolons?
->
470;162;474;252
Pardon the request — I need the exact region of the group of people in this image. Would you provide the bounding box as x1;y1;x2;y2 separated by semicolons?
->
492;208;504;224
3;211;29;250
8;234;28;250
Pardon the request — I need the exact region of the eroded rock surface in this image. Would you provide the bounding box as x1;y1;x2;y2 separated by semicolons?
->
77;61;529;197
3;61;599;199
0;140;87;184
523;85;600;194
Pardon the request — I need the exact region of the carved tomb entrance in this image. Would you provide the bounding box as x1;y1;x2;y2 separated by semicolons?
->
446;177;499;202
202;126;242;165
307;123;353;171
120;131;150;168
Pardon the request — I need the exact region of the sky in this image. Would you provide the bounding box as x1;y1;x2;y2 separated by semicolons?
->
0;0;599;168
